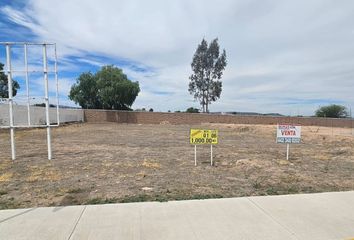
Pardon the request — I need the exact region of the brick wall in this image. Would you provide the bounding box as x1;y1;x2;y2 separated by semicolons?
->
83;109;354;128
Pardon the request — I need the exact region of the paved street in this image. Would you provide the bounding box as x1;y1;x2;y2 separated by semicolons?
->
1;191;354;240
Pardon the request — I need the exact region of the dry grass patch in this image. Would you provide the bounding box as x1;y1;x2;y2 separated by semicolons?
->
26;166;61;182
0;172;13;182
142;159;161;169
0;123;353;209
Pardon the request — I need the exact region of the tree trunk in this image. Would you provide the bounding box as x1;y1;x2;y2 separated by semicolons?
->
204;89;208;113
202;92;206;113
201;97;205;112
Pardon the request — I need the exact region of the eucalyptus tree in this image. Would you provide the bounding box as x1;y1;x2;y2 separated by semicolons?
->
189;38;227;112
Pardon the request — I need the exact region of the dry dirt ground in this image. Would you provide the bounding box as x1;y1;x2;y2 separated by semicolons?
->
0;123;353;209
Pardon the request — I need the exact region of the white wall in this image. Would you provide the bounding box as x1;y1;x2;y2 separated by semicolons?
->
0;104;84;126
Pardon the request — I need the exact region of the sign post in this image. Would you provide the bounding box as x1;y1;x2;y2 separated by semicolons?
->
190;129;218;166
194;145;197;166
286;143;290;161
210;144;213;166
276;124;301;160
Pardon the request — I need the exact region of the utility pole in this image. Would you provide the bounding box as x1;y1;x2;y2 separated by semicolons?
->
350;107;353;136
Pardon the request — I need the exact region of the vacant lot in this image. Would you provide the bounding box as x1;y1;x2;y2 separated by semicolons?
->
0;123;353;209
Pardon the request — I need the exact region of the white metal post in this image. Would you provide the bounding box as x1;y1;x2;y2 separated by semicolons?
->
6;44;16;160
24;44;31;126
286;143;290;161
54;44;60;125
194;145;197;166
210;144;213;166
43;44;52;160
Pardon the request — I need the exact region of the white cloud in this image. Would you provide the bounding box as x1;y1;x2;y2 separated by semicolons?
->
2;0;354;114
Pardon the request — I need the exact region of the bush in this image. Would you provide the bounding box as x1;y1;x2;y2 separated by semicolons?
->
186;107;199;113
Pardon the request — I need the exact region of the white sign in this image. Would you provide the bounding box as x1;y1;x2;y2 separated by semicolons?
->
276;124;301;144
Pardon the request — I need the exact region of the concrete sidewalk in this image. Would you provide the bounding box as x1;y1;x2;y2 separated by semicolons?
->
0;191;354;240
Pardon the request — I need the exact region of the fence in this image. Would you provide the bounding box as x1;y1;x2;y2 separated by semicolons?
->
2;107;351;129
83;109;354;128
0;104;84;126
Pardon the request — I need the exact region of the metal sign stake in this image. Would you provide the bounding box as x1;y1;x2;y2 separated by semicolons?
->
210;144;213;166
194;145;197;166
286;143;290;161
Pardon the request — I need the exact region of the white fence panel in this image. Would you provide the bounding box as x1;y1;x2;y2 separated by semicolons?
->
0;104;83;126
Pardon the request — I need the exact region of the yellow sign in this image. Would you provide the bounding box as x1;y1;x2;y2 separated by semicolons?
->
190;129;218;145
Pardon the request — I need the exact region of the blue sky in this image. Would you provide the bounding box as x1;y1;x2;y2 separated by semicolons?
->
1;0;354;115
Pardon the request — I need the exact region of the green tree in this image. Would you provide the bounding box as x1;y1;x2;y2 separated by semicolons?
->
315;104;349;118
0;62;20;98
189;38;227;113
69;65;140;110
186;107;199;113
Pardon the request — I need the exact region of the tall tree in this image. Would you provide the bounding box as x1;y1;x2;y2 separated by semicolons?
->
189;38;227;112
0;62;20;98
69;65;140;110
315;104;349;118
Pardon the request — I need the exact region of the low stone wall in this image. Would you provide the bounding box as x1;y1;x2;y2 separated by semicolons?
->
84;109;354;128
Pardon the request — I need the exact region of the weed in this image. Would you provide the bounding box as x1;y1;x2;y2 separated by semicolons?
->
0;190;8;196
85;197;118;205
287;186;299;194
0;199;21;210
266;185;299;195
184;193;223;200
266;187;279;195
252;176;267;189
66;188;86;194
119;193;224;203
120;194;155;203
323;159;332;173
239;126;250;132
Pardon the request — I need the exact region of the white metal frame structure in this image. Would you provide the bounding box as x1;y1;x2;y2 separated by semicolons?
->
0;42;60;160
